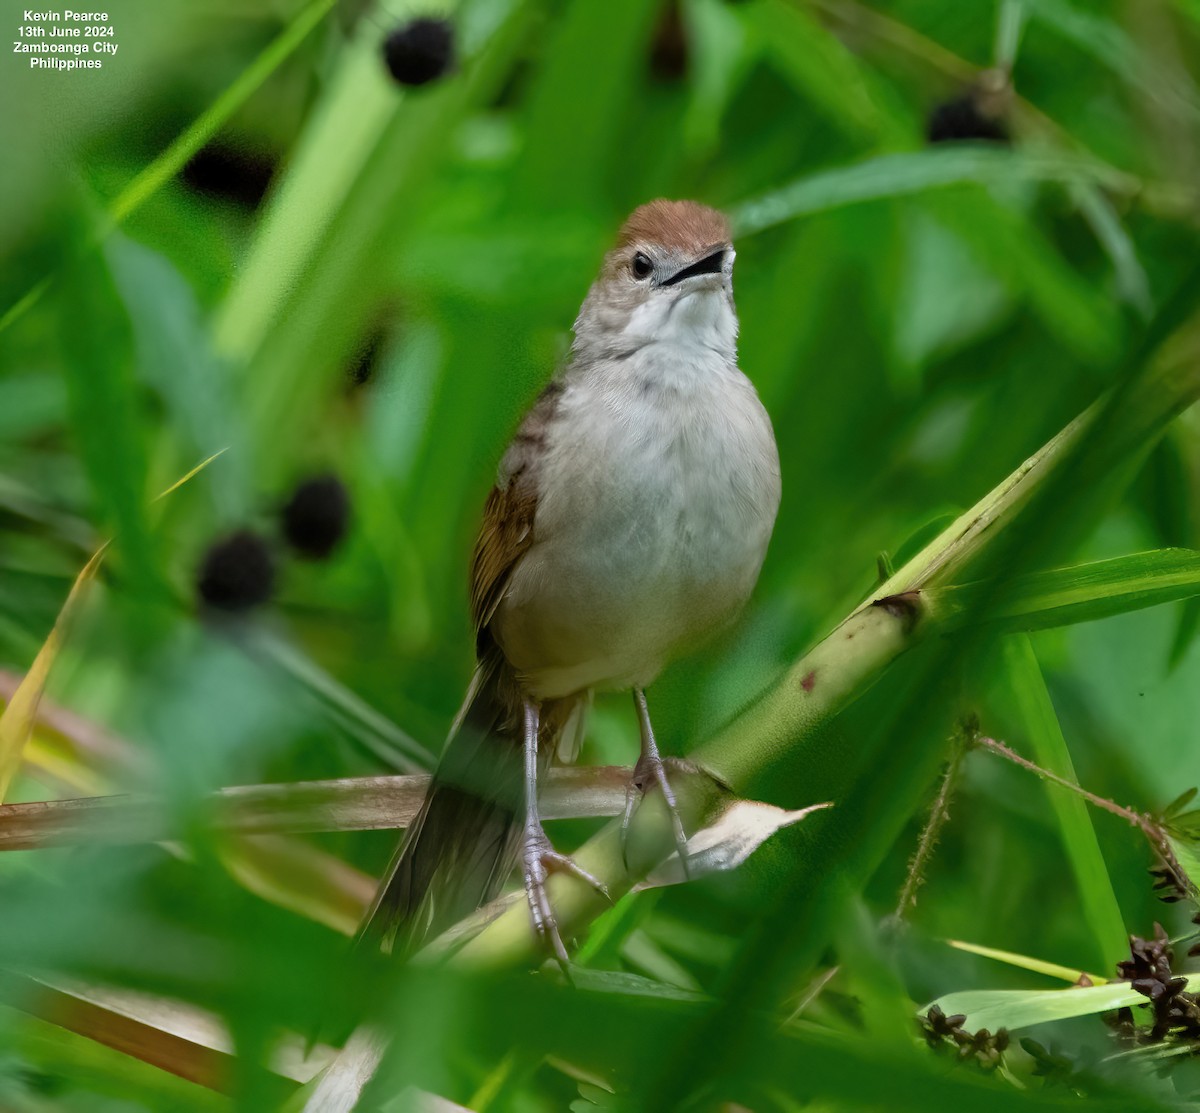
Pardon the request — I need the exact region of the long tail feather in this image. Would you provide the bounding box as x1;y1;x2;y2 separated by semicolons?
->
356;655;569;956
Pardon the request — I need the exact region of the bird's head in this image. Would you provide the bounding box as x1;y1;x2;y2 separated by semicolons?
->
574;200;736;358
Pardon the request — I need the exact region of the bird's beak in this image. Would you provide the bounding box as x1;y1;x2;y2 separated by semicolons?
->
661;246;728;287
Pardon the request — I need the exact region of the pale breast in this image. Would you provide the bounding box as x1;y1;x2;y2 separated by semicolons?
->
493;347;780;701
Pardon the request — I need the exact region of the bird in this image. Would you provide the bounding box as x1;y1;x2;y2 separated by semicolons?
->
357;199;781;963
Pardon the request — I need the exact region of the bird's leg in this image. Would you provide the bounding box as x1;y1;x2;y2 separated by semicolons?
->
521;699;609;965
621;688;690;875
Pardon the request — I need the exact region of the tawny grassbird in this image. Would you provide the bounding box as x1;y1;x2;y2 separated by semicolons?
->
359;200;781;961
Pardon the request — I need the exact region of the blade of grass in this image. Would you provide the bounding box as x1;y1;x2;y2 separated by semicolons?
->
57;242;158;600
0;969;333;1092
1071;182;1153;318
107;0;339;229
997;635;1126;969
946;938;1107;984
218;835;374;938
729;147;1137;238
0;546;107;801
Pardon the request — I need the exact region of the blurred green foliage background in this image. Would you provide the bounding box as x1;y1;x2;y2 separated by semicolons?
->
3;0;1200;1108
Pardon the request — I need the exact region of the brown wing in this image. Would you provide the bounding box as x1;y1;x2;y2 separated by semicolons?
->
469;379;564;642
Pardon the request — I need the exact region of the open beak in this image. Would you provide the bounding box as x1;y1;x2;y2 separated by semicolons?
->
661;246;728;287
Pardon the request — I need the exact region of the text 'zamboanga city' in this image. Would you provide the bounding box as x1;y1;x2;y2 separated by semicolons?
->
13;10;118;69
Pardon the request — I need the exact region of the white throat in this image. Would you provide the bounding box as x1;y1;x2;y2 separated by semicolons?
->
623;286;737;356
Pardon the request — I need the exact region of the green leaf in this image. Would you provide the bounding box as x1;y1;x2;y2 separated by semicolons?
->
564;967;709;1004
681;0;759;156
930;549;1200;632
512;0;661;211
996;635;1126;970
211;20;398;365
1070;182;1152;318
1030;0;1200;124
749;0;913;146
1163;787;1199;819
923;976;1200;1032
729;147;1131;237
57;236;159;599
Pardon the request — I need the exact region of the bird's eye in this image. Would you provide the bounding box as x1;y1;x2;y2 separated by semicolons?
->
631;252;653;280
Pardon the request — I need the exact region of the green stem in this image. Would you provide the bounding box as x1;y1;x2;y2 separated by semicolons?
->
892;721;970;921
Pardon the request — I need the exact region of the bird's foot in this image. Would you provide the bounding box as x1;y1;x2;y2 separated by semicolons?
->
620;749;691;877
522;822;610;966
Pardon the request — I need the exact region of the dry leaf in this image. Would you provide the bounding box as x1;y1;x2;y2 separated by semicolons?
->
642;799;832;888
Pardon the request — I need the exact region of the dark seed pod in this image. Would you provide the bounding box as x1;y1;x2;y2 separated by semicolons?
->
182;142;276;209
197;530;276;612
649;1;687;82
927;94;1010;144
927;69;1012;145
281;474;351;561
382;17;454;87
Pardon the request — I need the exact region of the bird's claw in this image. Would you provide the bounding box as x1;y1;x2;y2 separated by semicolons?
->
522;825;611;966
620;751;691;878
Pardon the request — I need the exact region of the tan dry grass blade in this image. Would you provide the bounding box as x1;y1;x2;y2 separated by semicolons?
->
220;834;376;936
151;447;228;502
0;449;228;802
0;543;107;801
0;968;334;1091
0;765;631;851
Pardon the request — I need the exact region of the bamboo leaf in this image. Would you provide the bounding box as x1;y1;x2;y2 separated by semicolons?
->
563;967;709;1004
930;549;1200;632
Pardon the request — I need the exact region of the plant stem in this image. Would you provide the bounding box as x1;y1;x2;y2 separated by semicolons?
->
977;735;1154;836
892;722;970;921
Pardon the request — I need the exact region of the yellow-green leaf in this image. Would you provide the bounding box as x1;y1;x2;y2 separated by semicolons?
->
0;543;107;801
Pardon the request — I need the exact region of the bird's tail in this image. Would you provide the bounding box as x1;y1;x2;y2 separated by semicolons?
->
355;652;584;957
